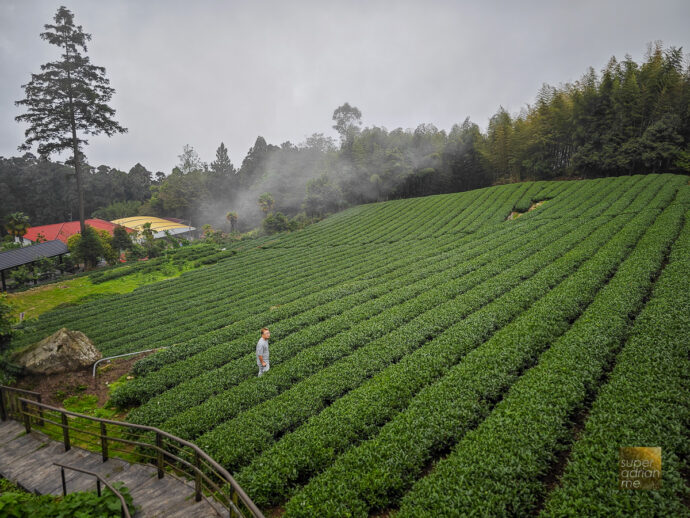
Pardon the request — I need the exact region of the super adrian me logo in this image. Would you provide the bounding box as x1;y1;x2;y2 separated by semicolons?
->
619;447;661;490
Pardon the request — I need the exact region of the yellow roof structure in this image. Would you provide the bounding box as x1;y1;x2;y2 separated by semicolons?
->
111;216;194;238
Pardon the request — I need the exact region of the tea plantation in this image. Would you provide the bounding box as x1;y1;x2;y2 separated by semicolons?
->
13;175;690;516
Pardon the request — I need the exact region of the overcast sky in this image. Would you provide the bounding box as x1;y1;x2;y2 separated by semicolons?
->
1;0;689;174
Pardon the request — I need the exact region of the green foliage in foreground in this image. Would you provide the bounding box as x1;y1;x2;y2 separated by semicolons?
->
0;478;134;518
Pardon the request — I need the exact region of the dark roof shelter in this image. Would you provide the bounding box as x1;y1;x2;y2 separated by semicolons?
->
0;240;69;291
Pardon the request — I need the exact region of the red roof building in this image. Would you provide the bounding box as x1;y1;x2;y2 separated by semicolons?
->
22;219;134;244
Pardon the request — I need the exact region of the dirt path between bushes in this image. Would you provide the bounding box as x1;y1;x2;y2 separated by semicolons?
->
13;353;152;408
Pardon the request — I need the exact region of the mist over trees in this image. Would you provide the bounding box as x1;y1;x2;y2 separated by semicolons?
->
2;42;688;235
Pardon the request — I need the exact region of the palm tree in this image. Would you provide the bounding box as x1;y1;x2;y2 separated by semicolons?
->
4;212;30;244
226;211;238;233
257;192;275;215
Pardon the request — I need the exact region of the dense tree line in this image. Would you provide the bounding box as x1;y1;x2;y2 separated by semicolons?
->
0;154;157;227
481;42;690;181
2;43;688;235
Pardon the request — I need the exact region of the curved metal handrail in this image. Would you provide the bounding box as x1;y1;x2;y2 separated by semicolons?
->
53;462;132;518
91;347;168;377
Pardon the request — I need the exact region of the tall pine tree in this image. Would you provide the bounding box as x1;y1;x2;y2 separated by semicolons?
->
210;142;236;202
15;6;126;234
211;142;234;176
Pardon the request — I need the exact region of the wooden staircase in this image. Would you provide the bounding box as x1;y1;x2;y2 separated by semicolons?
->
0;419;224;517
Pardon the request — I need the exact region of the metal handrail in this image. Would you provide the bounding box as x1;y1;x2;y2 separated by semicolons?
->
4;391;263;518
92;347;168;377
0;386;41;397
53;462;132;518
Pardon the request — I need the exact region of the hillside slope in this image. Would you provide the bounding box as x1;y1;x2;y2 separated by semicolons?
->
11;175;690;516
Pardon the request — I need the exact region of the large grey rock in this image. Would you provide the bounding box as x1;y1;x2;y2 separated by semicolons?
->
12;328;101;374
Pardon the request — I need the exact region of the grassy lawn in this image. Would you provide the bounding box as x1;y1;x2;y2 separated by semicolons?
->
7;270;179;321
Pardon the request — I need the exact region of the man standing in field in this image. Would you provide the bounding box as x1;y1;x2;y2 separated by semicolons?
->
256;328;270;377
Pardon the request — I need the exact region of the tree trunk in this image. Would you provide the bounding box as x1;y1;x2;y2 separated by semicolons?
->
65;44;86;235
71;126;85;234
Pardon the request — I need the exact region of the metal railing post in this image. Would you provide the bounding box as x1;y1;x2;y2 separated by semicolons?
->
36;394;44;426
61;413;70;451
100;422;108;461
0;389;6;421
21;400;30;433
97;479;102;497
194;449;202;502
61;467;67;496
156;432;164;479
